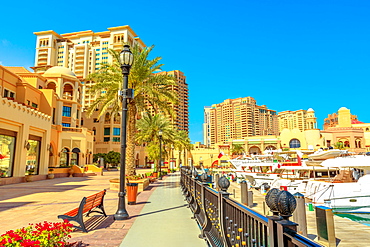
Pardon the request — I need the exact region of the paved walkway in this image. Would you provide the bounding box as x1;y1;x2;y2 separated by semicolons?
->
120;173;208;247
0;171;207;247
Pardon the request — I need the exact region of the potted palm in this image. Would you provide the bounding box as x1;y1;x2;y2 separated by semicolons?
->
48;168;54;179
25;168;35;182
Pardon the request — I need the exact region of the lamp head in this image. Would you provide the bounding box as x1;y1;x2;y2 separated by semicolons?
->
120;45;134;67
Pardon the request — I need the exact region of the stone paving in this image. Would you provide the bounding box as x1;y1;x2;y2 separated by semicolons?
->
0;170;206;247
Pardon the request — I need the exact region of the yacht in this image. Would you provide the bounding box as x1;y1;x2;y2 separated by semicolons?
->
304;155;370;213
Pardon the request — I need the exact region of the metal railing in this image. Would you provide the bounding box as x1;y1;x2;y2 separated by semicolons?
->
181;167;323;247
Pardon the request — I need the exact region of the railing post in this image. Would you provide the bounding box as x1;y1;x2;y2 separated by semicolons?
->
214;173;220;190
218;176;231;247
240;180;248;205
293;192;307;236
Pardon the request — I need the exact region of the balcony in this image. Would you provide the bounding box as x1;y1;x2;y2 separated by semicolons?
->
62;127;82;132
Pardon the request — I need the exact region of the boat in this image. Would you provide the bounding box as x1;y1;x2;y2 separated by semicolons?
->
303;154;370;213
307;148;345;160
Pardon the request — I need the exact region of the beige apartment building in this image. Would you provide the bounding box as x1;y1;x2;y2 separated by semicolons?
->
32;26;145;80
0;65;93;185
207;97;278;145
278;108;318;133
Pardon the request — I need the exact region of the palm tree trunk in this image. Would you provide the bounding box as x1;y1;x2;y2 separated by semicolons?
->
126;103;137;176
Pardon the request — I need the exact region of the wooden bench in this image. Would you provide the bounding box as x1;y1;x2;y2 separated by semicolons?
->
58;190;107;232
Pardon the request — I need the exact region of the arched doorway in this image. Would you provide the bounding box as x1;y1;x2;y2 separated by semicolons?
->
71;148;80;166
60;148;69;167
249;146;261;155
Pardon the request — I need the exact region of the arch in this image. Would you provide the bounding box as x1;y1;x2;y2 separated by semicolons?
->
344;141;350;148
289;139;301;149
114;113;121;123
105;112;111;123
71;148;80;166
46;81;57;92
249;146;261;155
366;128;369;132
265;145;276;151
63;83;74;100
60;147;70;166
92;127;96;135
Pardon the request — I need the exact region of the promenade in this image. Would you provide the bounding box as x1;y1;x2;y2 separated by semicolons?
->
0;171;207;247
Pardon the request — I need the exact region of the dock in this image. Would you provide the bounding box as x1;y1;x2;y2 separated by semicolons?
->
228;181;370;247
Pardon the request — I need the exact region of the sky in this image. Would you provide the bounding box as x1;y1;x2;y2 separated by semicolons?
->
1;0;370;143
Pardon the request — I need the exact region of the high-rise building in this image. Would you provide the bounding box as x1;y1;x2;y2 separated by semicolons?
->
32;26;146;79
209;97;278;144
203;106;212;146
278;108;317;132
155;70;189;132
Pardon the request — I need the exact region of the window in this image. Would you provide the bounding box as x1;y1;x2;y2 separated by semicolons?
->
104;127;110;135
104;137;110;142
113;128;120;136
289;139;301;148
3;89;9;97
113;137;120;142
62;106;71;117
26;138;41;175
9;92;15;98
32;103;38;108
0;130;16;178
62;123;71;127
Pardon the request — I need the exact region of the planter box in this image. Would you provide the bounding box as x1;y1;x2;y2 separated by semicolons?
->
109;178;150;192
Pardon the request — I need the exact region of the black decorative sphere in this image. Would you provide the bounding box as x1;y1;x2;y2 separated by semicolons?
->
276;190;297;217
200;173;208;182
218;176;230;191
192;168;198;178
265;188;280;213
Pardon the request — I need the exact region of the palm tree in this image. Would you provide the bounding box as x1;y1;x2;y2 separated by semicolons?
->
231;144;245;155
86;45;177;175
173;130;191;167
136;113;175;172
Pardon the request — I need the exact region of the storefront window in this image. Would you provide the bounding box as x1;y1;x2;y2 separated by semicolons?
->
25;140;40;175
60;148;69;167
0;134;16;178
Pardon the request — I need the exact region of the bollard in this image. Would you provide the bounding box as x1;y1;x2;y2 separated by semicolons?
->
315;206;336;247
214;173;220;190
241;180;248;205
292;192;307;236
247;190;253;207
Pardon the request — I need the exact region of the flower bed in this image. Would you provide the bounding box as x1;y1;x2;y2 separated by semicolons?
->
0;220;73;246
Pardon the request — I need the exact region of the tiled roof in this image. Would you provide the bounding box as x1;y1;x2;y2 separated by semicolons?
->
4;67;30;73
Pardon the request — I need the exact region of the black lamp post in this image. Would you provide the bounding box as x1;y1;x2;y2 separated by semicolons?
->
114;44;134;221
159;130;163;180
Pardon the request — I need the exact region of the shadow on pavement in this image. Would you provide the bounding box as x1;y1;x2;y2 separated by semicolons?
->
129;204;187;219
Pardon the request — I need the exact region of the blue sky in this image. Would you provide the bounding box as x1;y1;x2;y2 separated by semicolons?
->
1;0;370;143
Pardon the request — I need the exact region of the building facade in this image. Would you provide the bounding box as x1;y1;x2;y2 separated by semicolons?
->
209;97;278;144
324;111;358;130
0;65;93;185
33;26;146;80
278;108;317;133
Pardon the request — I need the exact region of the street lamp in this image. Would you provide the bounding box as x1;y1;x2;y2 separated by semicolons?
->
159;130;163;180
114;44;134;221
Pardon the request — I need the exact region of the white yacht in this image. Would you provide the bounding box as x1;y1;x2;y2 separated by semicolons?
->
304;155;370;213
